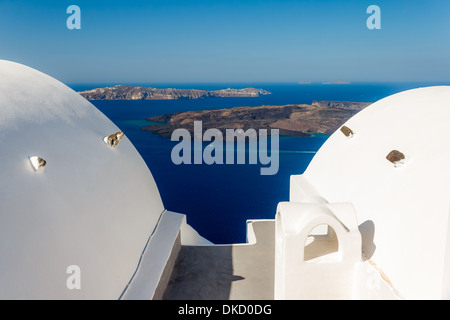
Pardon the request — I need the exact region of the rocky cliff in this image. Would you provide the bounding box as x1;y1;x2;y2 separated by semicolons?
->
78;85;271;100
143;101;371;138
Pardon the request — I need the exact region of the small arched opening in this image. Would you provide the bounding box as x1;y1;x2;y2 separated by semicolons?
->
304;224;339;262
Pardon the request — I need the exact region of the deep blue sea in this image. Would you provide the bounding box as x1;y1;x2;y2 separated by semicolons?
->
69;82;447;244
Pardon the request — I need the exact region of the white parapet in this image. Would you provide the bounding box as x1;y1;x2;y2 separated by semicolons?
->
275;201;361;299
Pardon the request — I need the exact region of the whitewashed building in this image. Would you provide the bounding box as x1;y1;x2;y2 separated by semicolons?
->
0;60;449;299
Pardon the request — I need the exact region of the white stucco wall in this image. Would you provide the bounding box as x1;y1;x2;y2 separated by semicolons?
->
304;86;450;299
0;60;165;299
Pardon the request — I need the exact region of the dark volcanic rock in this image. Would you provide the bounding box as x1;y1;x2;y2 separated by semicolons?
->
142;101;371;139
312;100;371;110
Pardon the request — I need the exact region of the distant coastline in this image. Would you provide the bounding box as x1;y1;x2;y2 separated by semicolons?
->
78;84;373;139
78;85;271;100
321;79;351;85
297;79;351;85
143;100;371;139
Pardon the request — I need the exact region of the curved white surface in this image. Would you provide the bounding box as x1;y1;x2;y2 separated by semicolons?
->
0;60;165;299
304;86;450;299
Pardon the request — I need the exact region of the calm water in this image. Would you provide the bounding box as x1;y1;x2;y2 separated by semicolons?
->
72;82;445;243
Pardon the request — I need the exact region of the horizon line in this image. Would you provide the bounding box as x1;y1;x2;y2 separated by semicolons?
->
67;80;450;87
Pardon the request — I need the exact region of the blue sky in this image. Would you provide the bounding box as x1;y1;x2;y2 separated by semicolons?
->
0;0;449;84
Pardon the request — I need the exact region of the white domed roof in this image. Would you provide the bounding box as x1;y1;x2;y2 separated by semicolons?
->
304;86;450;299
0;60;164;299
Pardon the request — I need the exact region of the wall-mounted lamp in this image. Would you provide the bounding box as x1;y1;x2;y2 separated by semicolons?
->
386;150;406;167
29;156;46;172
104;131;124;148
340;125;354;138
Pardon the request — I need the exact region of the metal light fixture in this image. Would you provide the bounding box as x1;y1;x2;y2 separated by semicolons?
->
104;131;124;148
29;156;46;172
340;125;354;138
386;150;406;167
